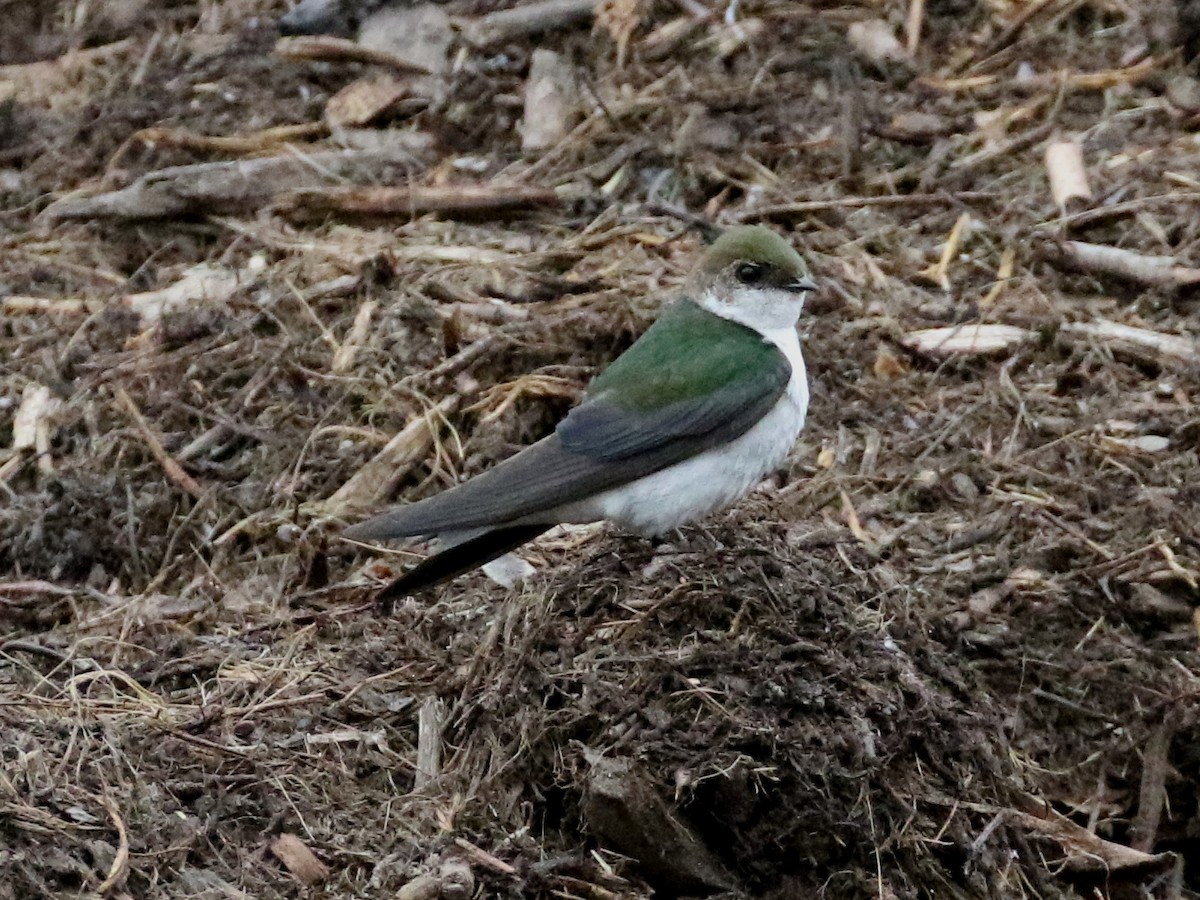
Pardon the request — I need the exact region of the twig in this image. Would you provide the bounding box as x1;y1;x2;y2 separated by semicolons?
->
1055;192;1200;229
42;148;423;222
115;388;205;500
734;191;994;220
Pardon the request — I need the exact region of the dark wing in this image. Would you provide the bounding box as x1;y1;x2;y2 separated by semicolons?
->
344;303;791;540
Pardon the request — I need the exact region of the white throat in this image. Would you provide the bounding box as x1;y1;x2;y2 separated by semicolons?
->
695;285;806;335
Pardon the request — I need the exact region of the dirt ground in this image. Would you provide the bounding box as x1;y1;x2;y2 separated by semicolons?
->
3;1;1200;898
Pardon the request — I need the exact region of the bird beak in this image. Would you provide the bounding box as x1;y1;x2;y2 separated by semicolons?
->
788;276;818;293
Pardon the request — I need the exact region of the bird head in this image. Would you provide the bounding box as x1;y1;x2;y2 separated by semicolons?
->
689;225;816;332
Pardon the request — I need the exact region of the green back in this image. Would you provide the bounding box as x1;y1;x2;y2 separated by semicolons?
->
588;299;781;410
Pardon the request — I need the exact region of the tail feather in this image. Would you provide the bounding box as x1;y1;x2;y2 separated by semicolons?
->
375;524;552;600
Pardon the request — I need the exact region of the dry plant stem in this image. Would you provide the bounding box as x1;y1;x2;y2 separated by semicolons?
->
96;795;130;894
452;838;519;876
273;36;433;74
115;388;205;500
982;0;1064;56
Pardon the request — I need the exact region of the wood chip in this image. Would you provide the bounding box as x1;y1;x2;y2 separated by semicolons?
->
0;39;134;107
1101;434;1171;454
901;324;1033;356
331;300;377;374
269;833;329;885
583;755;736;894
11;383;62;476
325;74;412;128
414;696;443;790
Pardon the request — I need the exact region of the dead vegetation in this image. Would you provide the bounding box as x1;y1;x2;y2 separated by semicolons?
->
2;0;1200;898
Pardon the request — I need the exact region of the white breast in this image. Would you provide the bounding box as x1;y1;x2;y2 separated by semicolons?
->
560;326;808;536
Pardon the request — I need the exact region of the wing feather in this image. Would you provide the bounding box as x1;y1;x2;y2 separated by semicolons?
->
345;302;792;540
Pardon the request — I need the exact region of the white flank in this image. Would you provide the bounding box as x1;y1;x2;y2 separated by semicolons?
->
558;323;808;536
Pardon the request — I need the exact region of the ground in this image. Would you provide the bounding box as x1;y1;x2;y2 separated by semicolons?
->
1;1;1199;898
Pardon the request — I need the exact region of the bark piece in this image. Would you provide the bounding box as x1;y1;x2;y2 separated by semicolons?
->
583;755;735;895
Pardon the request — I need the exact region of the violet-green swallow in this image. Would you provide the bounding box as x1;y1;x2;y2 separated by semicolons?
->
345;225;817;595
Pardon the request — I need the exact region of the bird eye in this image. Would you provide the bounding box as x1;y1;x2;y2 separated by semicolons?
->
735;262;766;285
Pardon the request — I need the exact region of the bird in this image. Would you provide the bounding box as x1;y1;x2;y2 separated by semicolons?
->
344;225;817;597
